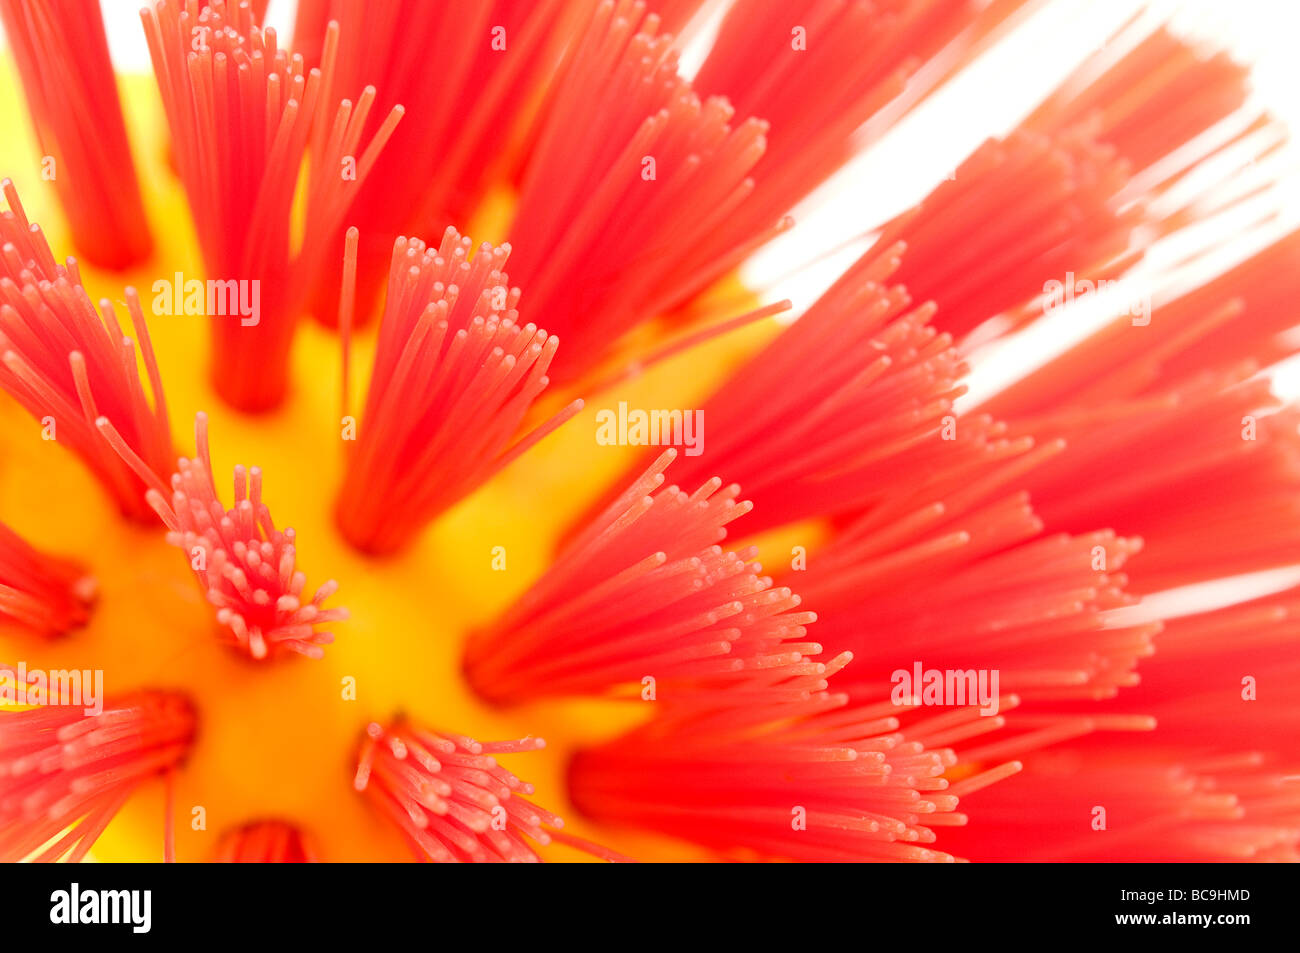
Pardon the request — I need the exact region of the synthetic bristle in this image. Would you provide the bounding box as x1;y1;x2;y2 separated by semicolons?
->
503;0;779;384
0;179;174;521
569;688;1001;862
941;746;1300;862
465;450;817;704
293;0;599;326
0;521;95;638
335;227;581;554
140;0;404;410
0;685;195;862
354;718;625;862
793;526;1153;702
213;820;317;862
117;412;347;661
0;0;153;268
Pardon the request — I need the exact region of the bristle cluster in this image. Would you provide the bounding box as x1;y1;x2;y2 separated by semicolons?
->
569;248;997;536
941;747;1300;862
336;227;582;554
214;820;317;862
504;0;779;384
0;685;195;862
141;0;404;410
0;521;95;638
570;687;1008;862
466;450;816;703
794;526;1152;701
0;0;153;268
293;0;598;325
125;413;346;660
691;0;1032;272
0;180;173;520
863;128;1141;344
354;719;621;862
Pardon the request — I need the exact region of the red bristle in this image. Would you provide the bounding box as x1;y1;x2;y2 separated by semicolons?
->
792;526;1153;703
141;0;404;411
685;0;1035;298
856;128;1142;343
354;719;627;862
0;520;95;638
1024;24;1254;176
1085;586;1300;752
465;450;817;704
1003;372;1300;593
335;228;582;554
293;0;598;326
109;412;347;661
566;249;1011;537
569;685;1010;862
213;820;317;862
0;179;174;521
984;228;1300;416
0;0;153;268
0;683;195;862
503;0;783;384
942;746;1300;862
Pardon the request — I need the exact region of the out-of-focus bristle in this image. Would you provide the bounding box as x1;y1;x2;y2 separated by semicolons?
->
941;745;1300;862
0;0;153;268
335;228;581;554
214;820;317;862
293;0;599;326
0;179;174;521
0;521;95;638
140;0;403;411
0;684;195;862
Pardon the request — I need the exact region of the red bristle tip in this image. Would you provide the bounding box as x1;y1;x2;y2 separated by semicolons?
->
504;0;778;384
0;179;174;521
0;521;95;638
0;684;195;862
214;820;318;862
569;687;984;862
466;451;816;704
795;525;1150;702
354;719;626;862
141;0;404;411
0;0;153;268
567;250;988;537
141;412;347;661
335;228;581;554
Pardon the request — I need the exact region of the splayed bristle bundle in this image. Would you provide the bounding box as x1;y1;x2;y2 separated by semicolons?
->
0;180;173;520
336;227;581;554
